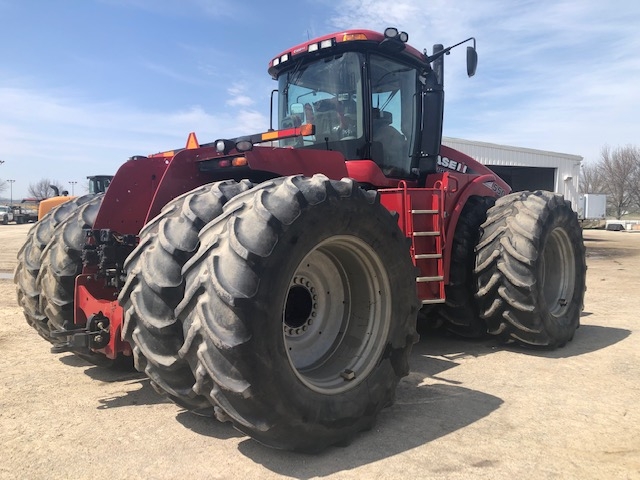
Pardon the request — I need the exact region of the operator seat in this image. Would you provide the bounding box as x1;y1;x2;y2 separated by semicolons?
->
372;109;408;176
314;99;342;142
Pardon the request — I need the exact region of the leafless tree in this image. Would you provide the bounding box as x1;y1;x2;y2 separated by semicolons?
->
598;145;640;219
579;161;604;194
28;179;66;200
631;155;640;211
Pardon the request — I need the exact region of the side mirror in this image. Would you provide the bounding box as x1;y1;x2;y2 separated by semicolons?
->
466;46;478;77
290;103;304;116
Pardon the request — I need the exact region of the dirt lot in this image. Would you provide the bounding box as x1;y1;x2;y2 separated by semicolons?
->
0;224;639;480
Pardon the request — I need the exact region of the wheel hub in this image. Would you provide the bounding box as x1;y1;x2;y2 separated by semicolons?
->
282;236;391;394
283;278;317;337
541;227;576;318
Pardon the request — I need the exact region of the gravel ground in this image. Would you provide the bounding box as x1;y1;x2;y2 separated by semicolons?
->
0;224;639;480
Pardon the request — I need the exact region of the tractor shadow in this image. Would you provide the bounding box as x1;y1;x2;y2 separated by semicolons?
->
518;323;632;359
234;342;502;478
168;328;504;476
237;388;502;479
53;318;631;477
414;322;631;360
584;234;640;259
57;352;170;409
58;353;145;382
94;377;171;410
175;411;244;441
231;323;631;477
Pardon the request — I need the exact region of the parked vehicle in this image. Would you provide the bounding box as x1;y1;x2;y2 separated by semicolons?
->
11;205;38;224
15;27;586;451
0;205;14;224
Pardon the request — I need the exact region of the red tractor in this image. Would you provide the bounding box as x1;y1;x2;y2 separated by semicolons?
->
15;28;586;451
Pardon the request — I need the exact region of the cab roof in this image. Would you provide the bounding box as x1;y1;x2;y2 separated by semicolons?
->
268;29;427;78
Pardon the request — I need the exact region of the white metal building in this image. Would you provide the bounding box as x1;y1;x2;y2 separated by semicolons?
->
443;137;583;210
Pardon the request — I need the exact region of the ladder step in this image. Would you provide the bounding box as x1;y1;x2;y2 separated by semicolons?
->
414;253;442;259
411;209;438;214
416;276;444;283
413;231;440;237
421;298;446;305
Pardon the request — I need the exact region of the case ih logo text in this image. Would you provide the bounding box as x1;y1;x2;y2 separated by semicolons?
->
437;156;468;173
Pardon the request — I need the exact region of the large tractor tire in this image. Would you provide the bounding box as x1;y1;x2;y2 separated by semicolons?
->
120;180;253;411
175;175;420;452
434;196;495;338
15;195;96;342
36;194;128;368
474;190;586;348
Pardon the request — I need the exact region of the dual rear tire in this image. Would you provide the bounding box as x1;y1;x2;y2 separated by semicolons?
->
434;196;494;337
15;195;99;342
15;195;132;368
119;180;253;410
124;174;419;451
474;190;586;348
433;190;585;349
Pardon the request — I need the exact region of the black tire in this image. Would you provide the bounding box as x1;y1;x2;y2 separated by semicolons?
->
38;195;104;331
120;180;253;410
14;195;97;342
434;196;495;337
176;175;420;452
2;215;8;225
474;190;586;348
36;194;130;368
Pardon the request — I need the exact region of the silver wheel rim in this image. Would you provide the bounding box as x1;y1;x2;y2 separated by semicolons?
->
541;227;576;317
283;235;391;394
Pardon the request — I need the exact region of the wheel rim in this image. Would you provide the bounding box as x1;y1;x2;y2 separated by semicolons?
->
283;235;391;394
541;227;576;317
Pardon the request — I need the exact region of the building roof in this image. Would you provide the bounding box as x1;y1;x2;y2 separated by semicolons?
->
443;137;582;168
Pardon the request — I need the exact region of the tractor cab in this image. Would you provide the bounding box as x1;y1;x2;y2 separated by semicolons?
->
87;175;113;194
270;28;477;182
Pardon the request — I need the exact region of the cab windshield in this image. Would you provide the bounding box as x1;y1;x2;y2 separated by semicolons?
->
89;177;111;194
277;51;418;177
278;52;364;150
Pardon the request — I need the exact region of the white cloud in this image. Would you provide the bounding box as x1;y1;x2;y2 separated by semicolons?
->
226;84;254;107
142;61;211;87
329;0;640;161
331;0;422;30
97;0;236;18
0;84;268;198
2;0;639;199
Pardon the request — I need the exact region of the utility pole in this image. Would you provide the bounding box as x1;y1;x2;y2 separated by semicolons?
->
8;179;15;206
69;181;78;195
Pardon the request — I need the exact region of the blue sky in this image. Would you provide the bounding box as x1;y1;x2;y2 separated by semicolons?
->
1;0;639;199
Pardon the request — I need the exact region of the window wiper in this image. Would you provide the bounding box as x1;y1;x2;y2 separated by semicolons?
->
283;59;305;96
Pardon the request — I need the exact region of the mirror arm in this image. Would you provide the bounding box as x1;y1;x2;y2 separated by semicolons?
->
425;37;476;64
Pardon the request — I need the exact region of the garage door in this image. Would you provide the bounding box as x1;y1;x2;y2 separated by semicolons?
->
487;166;555;192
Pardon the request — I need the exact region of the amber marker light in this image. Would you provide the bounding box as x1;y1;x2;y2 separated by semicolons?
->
342;33;368;42
232;157;248;167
